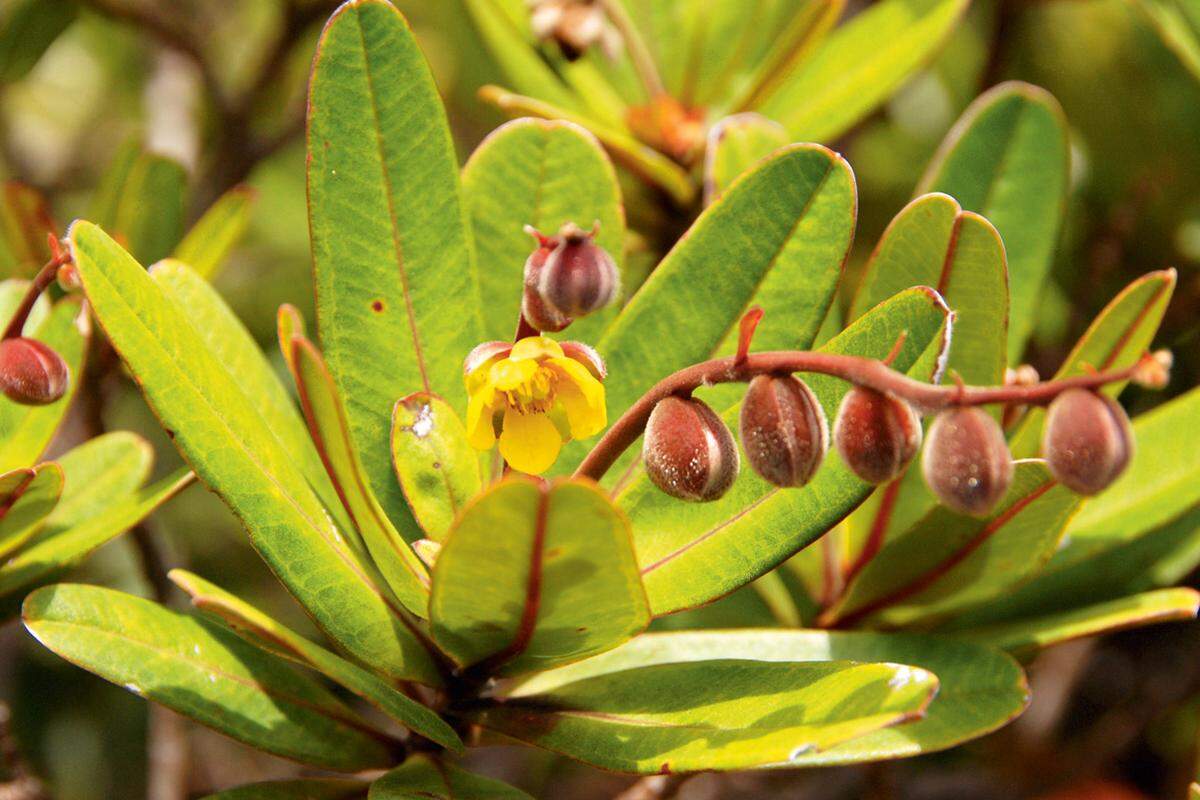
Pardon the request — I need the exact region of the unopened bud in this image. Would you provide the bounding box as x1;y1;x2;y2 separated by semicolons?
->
923;407;1013;516
0;337;68;405
521;237;572;332
833;387;921;484
644;395;739;502
530;0;622;60
537;223;619;318
1042;389;1133;495
56;262;81;292
739;374;827;488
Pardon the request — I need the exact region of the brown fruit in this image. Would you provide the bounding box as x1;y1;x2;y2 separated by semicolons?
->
643;395;739;502
1042;389;1133;495
923;407;1013;516
833;387;922;484
739;374;828;488
536;223;620;319
0;337;69;405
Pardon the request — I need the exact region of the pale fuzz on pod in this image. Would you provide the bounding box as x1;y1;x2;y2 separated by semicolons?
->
644;395;739;502
833;387;921;484
1042;388;1133;495
923;406;1013;516
739;374;827;488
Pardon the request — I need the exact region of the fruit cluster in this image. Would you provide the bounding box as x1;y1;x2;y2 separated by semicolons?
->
643;371;1143;518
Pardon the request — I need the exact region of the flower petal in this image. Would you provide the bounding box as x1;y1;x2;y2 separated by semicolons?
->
549;356;605;410
499;408;562;474
510;335;565;362
490;357;539;391
466;390;497;450
557;379;607;439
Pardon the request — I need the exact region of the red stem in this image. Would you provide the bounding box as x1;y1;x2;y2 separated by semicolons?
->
2;254;69;341
574;350;1148;482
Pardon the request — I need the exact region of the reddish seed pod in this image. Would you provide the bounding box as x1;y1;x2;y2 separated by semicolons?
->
739;374;828;488
0;337;68;405
1042;388;1133;495
521;242;572;332
537;223;619;319
643;395;739;502
922;407;1013;516
833;387;922;484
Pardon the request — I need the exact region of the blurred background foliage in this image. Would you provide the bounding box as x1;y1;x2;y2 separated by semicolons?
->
0;0;1198;797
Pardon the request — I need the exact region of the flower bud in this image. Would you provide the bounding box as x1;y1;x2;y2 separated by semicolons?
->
1042;389;1133;495
521;240;572;333
833;387;921;484
643;395;739;502
922;407;1013;516
536;223;619;320
739;374;828;488
0;337;68;405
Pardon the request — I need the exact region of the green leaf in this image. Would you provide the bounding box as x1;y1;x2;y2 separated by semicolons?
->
151;259;355;537
0;463;61;560
618;286;951;616
916;82;1069;363
42;432;152;532
23;584;396;772
560;143;855;474
702;113;790;205
0;296;88;473
369;754;534;799
390;393;481;542
830;464;1079;627
758;0;969;141
0;0;76;82
309;0;482;539
1007;269;1176;458
461;117;625;341
948;387;1200;627
842;193;1009;568
202;780;367;800
1129;0;1200;82
68;220;440;686
172;185;257;280
169;570;462;753
0;469;193;616
959;588;1200;658
461;0;583;113
506;630;1026;766
430;477;649;675
479;86;697;206
0;181;55;279
90;143;188;265
469;648;938;773
288;335;431;615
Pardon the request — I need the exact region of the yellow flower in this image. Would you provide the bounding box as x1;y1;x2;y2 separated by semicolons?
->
464;336;607;474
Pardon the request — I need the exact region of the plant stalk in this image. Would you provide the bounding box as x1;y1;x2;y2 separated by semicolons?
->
575;349;1156;483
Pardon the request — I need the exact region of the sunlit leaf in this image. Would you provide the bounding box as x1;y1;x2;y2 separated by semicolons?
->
309;0;483;538
506;630;1026;766
758;0;970;141
390;393;481;542
172;185;257;280
170;570;462;752
69;221;440;686
0;462;60;560
702;113;790;205
430;477;649;675
470;639;939;773
461;117;625;340
916;82;1069;363
23;584;396;772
